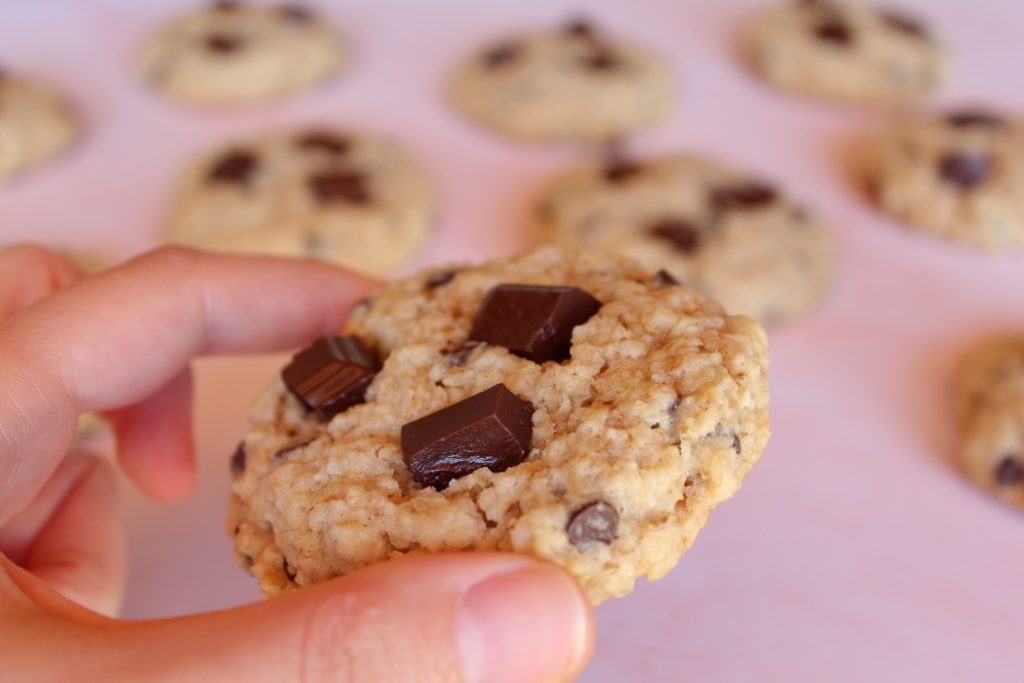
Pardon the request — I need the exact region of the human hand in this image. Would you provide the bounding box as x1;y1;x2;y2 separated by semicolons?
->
0;245;593;682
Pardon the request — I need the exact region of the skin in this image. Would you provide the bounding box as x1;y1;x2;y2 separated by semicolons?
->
0;245;594;683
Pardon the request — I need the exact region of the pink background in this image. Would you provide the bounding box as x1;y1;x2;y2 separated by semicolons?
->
2;0;1022;680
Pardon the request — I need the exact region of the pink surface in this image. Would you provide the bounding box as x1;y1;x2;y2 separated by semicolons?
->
2;1;1023;680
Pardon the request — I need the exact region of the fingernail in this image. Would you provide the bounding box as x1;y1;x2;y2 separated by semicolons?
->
457;564;592;683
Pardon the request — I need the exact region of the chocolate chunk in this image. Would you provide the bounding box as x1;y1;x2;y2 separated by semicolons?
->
401;384;534;489
603;159;643;183
732;434;742;455
649;218;702;253
994;456;1024;486
581;48;621;71
945;111;1006;131
563;18;597;40
295;131;350;154
425;269;458;290
878;10;927;38
483;43;521;69
567;500;618;548
938;151;991;189
709;182;779;213
652;269;679;287
814;19;853;45
280;4;313;22
444;341;483;367
208;150;258;185
469;284;602;363
308;171;371;204
211;0;241;11
230;442;246;479
281;336;378;420
205;33;244;54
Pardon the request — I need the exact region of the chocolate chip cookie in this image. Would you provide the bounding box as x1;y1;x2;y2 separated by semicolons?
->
140;1;346;105
167;127;435;275
537;153;836;325
450;18;673;142
227;246;770;604
956;338;1024;510
862;110;1024;249
742;1;947;103
0;69;78;181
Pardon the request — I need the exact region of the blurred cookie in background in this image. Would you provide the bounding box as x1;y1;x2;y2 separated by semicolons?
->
956;337;1024;510
0;68;78;181
140;1;347;106
861;109;1024;249
451;17;672;142
536;153;835;325
741;1;947;104
167;127;435;276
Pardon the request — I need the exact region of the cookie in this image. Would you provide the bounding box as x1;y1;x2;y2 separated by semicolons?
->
742;0;947;103
0;69;78;180
140;1;346;105
862;110;1024;250
536;153;835;325
450;18;672;142
956;338;1024;509
227;246;770;604
167;128;435;276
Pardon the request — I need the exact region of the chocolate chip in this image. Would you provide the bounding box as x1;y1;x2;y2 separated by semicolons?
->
483;43;521;69
295;131;350;154
208;150;258;185
469;284;602;364
733;434;742;455
709;182;779;213
603;160;643;183
281;336;378;420
401;384;534;489
273;436;315;463
211;0;241;11
581;48;621;71
649;219;702;253
280;4;313;22
444;341;483;367
945;111;1006;131
308;171;371;204
563;18;597;40
241;553;254;570
878;10;927;38
652;269;679;287
938;151;991;189
230;442;246;479
567;500;618;548
814;19;853;45
205;33;244;54
425;269;458;290
994;456;1024;486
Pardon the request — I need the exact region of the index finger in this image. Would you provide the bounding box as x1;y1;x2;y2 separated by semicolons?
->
0;246;375;524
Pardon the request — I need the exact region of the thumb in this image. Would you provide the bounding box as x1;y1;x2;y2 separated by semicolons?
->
14;554;594;683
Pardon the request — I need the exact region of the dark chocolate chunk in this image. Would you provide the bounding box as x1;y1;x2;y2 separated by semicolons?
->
208;150;258;184
709;182;779;213
814;19;853;45
444;341;483;367
401;384;534;489
994;456;1024;486
205;33;244;54
652;269;679;287
212;0;241;11
295;131;350;154
308;171;371;204
563;18;597;40
281;336;378;420
603;159;643;183
567;500;619;548
648;218;702;253
878;10;927;38
425;269;458;290
938;151;991;189
280;4;313;22
469;284;602;363
581;48;621;71
230;442;246;479
732;434;742;455
945;111;1006;131
483;43;521;69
